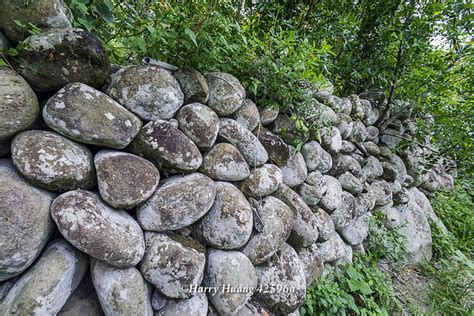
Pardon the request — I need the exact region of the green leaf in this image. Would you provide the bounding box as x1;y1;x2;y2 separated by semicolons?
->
185;28;197;46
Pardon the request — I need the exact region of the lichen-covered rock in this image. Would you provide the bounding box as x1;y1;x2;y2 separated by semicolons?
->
58;275;103;316
91;259;153;316
319;175;343;212
43;83;141;149
174;67;209;104
336;114;354;139
297;171;327;206
219;118;268;166
271;114;308;145
257;127;290;166
380;129;403;149
233;99;260;131
338;213;370;245
0;239;88;315
350;120;367;143
242;196;294;264
157;293;208;316
321;127;342;153
365;126;380;141
259;107;279;125
13;29;109;92
95;150;159;208
0;160;54;281
281;146;308;187
382;154;407;184
206;72;245;115
204;249;257;315
329;154;362;177
240;164;282;197
254;244;306;314
137;173;215;231
338;171;363;194
107;65;184;120
330;191;358;229
311;207;335;241
195;182;253;249
297;246;324;285
340;140;356;154
370;180;392;206
200;143;249;181
0;0;72;43
176;103;219;149
11;130;95;192
301;141;333;173
130;120;202;172
0;68;39;141
273;184;319;248
140;233;205;299
355;192;376;216
363;156;384;182
316;233;346;262
363;141;380;156
51;190;145;268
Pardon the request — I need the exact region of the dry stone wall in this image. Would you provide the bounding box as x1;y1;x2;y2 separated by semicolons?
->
0;1;456;315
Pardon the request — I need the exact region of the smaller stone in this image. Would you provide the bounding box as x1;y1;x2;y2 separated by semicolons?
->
321;127;342;153
206;72;245;115
257;127;290;166
176;103;219;149
338;171;363;194
241;164;282;197
200;143;250;181
259;107;279;125
370;180;393;206
338;213;370;245
296;171;327;206
316;233;346;263
156;293;208;316
233;99;260;131
174;66;209;104
330;192;357;229
301;141;332;173
281;146;308;187
319;175;342;212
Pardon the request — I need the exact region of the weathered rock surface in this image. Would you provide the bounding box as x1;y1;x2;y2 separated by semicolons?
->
281;146;308;187
58;275;103;316
200;143;250;181
297;171;327;206
130;120;202;172
174;67;209;104
195;182;253;249
0;239;87;315
297;246;324;285
137;173;216;231
107;65;184;120
317;233;346;262
156;293;208;316
301;141;333;173
338;213;370;245
51;190;145;268
12;130;95;192
0;68;39;141
338;171;363;194
91;259;153;316
43;83;141;149
241;164;283;197
13;29;109;92
176;103;219;149
319;175;343;212
206;72;245;115
204;249;257;315
259;107;279;125
257;127;290;166
233;99;260;131
95;150;159;208
330;191;357;229
0;160;55;281
321;127;342;153
370;180;393;206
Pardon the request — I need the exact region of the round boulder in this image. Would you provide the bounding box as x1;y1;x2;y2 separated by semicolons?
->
156;293;208;316
297;171;327;206
240;164;283;198
176;103;219;149
233;99;261;131
319;175;343;212
281;146;308;187
206;72;245;115
301;141;332;173
174;66;209;104
200;143;250;181
257;127;290;166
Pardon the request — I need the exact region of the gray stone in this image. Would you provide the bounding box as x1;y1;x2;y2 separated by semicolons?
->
0;239;88;315
176;103;220;149
355;192;376;216
363;108;379;126
13;29;109;92
130;120;202;172
330;192;357;229
310;207;336;241
271;114;308;145
338;171;363;194
340;140;356;154
206;72;245;115
257;127;290;166
219;118;268;166
316;232;346;262
341;97;353;115
338;213;370;245
58;275;103;316
359;91;387;108
319;175;342;212
380;129;403;149
259;107;279;125
363;156;384;182
157;293;208;316
0;68;39;141
174;66;209;104
204;249;257;315
137;173;216;231
273;184;319;248
321;127;342;153
336;114;354;139
51;190;145;268
242;196;294;264
301;141;333;173
350;120;367;143
91;259;153;316
200;143;250;181
297;246;324;285
365;126;380;141
0;160;55;281
95;150;159;209
240;164;282;197
12;130;95;192
363;141;380;156
140;233;206;299
107;65;184;120
330;154;362;177
195;181;253;249
281;146;308;187
370;180;393;206
254;243;306;314
233;99;260;131
43;82;141;149
326;95;345;112
297;171;327;206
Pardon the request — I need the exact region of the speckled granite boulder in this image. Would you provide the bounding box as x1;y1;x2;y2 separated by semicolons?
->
176;103;219;149
206;72;245;115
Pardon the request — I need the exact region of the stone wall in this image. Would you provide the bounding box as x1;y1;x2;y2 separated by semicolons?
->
0;1;455;315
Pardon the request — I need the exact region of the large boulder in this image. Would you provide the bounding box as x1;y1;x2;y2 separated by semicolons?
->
219;118;268;166
137;173;216;231
130;120;202;172
233;99;261;131
200;143;250;181
11;130;95;192
242;196;294;264
194;181;253;249
257;127;290;166
91;259;153;316
12;28;109;92
107;65;184;120
204;249;257;315
281;146;308;187
51;190;145;268
176;103;220;149
174;66;209;104
95;150;160;208
0;239;87;315
140;233;205;299
254;244;306;314
301;141;333;173
0;0;72;43
0;68;39;141
240;164;282;197
43;82;141;149
206;72;245;115
0;160;55;281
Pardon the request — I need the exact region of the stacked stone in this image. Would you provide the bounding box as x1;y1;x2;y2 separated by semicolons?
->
0;2;455;315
